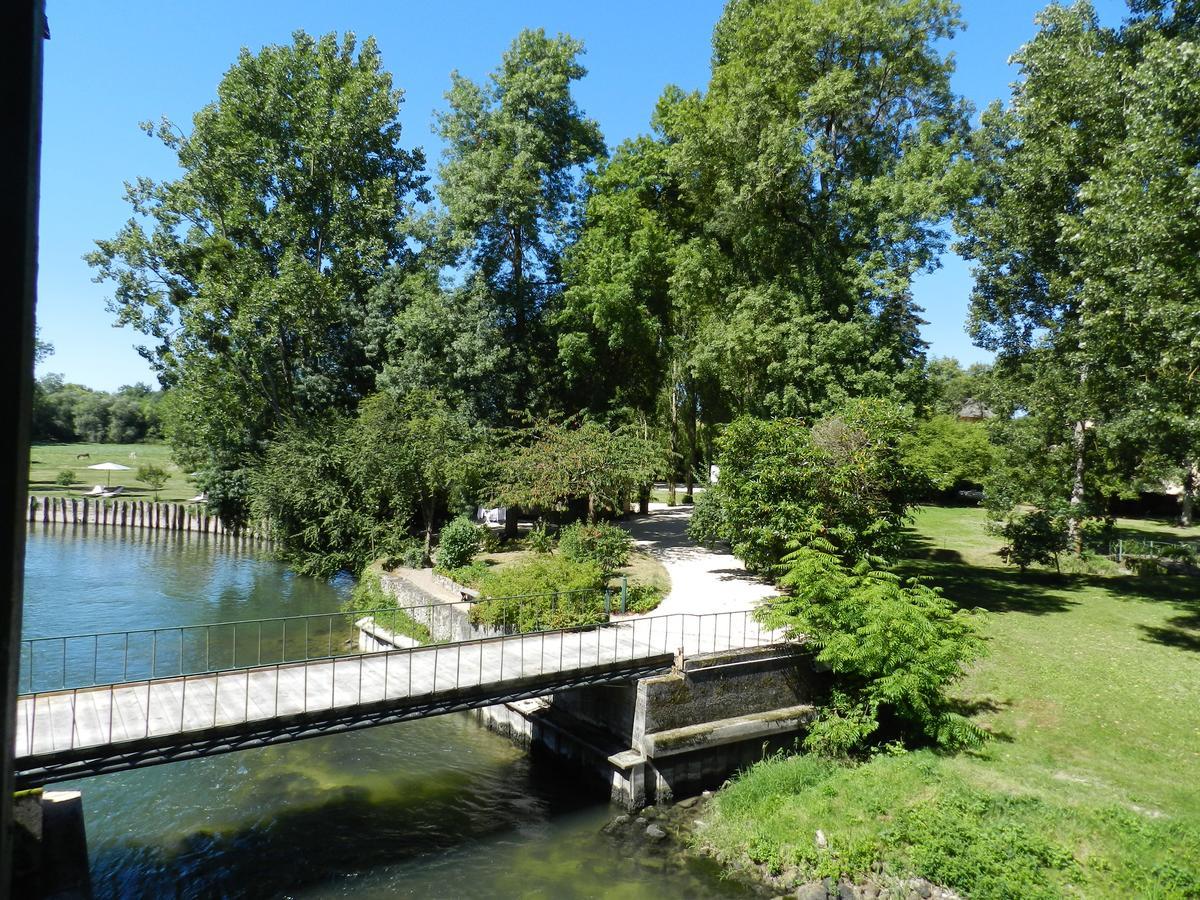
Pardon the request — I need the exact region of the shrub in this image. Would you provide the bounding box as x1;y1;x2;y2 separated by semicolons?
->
623;583;664;615
381;536;425;571
1077;516;1116;550
687;490;727;547
471;556;605;632
558;521;632;579
704;400;923;572
526;521;555;554
996;510;1069;573
435;515;481;570
439;560;489;587
55;469;74;488
761;536;987;755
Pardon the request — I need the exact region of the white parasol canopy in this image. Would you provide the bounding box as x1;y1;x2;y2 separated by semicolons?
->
87;461;132;487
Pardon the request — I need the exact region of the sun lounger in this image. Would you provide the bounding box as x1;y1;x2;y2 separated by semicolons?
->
187;492;208;503
84;485;105;496
100;486;125;498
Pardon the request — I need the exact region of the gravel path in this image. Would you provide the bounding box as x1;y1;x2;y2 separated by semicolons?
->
623;503;778;617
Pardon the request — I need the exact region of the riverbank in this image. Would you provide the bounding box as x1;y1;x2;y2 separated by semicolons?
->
692;506;1200;898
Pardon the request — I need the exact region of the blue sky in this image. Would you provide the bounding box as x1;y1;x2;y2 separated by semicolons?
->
37;0;1129;390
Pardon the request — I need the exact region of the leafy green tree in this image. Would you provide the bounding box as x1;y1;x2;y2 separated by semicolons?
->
901;414;994;493
682;0;971;420
924;357;994;418
558;521;632;581
351;390;482;564
491;419;666;523
954;3;1126;542
371;268;512;425
135;463;170;501
88;31;429;521
1069;27;1200;526
995;510;1069;574
250;417;369;575
437;28;604;416
696;399;924;572
759;535;986;755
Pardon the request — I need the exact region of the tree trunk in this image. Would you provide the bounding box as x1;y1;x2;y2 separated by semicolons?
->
668;363;679;506
423;503;435;566
1181;460;1198;528
638;484;650;515
685;383;698;503
586;493;596;524
1066;418;1087;551
503;507;519;540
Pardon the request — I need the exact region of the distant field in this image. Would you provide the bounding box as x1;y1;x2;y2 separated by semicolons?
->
28;443;198;502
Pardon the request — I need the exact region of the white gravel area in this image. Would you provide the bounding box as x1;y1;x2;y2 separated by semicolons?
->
623;502;778;617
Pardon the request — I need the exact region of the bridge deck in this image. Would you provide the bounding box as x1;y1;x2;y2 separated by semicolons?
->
15;611;782;785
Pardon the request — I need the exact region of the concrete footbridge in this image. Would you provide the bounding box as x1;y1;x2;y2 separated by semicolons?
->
14;604;790;788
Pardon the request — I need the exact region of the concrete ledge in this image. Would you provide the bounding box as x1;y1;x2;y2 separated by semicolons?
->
356;616;423;650
640;703;815;758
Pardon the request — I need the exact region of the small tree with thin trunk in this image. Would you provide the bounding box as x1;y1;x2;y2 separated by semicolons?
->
136;463;169;501
491;419;665;524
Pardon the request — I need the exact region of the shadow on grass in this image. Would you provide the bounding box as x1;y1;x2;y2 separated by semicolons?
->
946;696;1015;745
1139;623;1200;653
1113;522;1200;544
900;533;1076;616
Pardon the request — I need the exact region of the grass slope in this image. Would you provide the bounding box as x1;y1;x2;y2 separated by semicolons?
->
701;505;1200;898
28;443;197;502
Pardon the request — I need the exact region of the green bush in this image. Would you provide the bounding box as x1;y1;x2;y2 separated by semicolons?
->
438;560;489;587
703;400;923;572
558;521;631;579
526;521;555;553
435;515;481;570
382;536;426;570
762;536;987;755
55;469;74;488
687;490;727;547
623;583;664;615
471;556;605;632
996;510;1069;573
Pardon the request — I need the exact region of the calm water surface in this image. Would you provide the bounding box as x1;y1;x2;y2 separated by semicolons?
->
22;524;751;899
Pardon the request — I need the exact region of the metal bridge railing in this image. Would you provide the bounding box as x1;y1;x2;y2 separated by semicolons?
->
16;586;637;695
13;610;788;767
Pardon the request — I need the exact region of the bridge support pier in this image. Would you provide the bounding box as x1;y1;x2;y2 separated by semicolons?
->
473;644;820;810
11;789;91;898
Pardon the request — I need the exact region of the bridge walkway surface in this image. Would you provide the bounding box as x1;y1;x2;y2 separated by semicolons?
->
14;610;783;787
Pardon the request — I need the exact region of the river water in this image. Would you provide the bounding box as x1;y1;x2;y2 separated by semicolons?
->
22;525;753;899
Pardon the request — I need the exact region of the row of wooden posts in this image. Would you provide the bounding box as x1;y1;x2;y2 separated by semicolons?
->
26;496;271;545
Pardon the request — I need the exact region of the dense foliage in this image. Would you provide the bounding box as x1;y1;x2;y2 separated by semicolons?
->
693;399;925;571
490;419;665;523
434;516;482;571
762;536;986;755
32;377;163;443
557;521;632;580
471;556;606;632
86;1;1200;581
955;1;1200;531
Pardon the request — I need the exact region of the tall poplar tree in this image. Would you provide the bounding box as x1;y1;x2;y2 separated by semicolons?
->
436;29;605;418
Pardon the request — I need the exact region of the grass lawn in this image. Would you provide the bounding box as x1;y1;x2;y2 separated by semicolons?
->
701;504;1200;898
28;442;198;502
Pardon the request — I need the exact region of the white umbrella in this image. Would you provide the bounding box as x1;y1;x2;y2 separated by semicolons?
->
87;461;132;487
